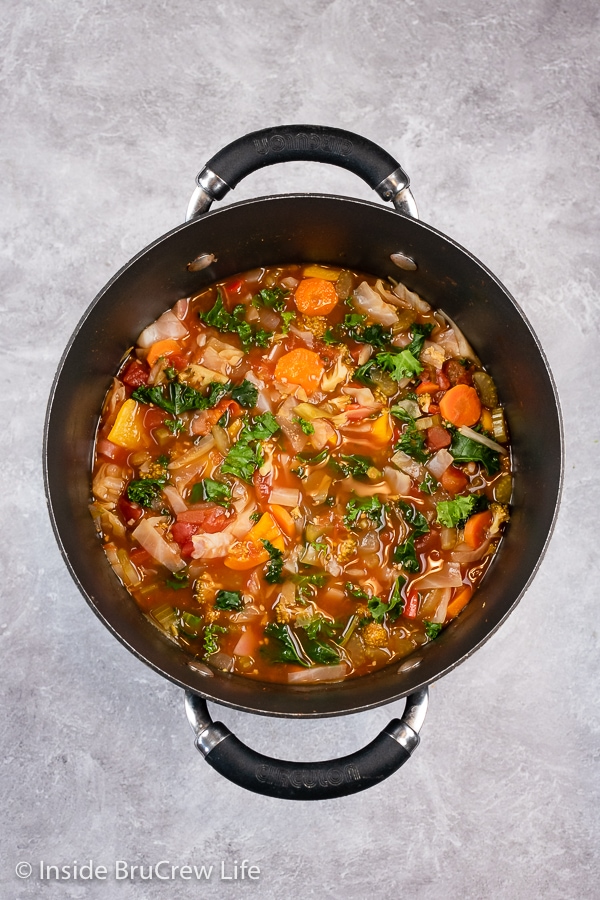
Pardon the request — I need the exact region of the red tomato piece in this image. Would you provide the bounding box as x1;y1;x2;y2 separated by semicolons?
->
118;496;144;526
96;438;129;464
171;521;200;545
129;547;152;566
168;353;188;371
144;407;167;430
426;425;451;451
181;540;196;558
442;359;472;386
437;370;451;391
404;591;420;619
122;359;149;387
176;507;231;532
253;470;272;504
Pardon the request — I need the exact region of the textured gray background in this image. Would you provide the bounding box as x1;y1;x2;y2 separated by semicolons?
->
1;0;599;898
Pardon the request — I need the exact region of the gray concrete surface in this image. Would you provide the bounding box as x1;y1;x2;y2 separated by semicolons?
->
1;1;599;898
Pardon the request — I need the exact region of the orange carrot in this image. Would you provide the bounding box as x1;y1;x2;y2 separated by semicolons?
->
445;585;473;621
294;278;339;316
269;504;296;539
439;384;482;427
146;339;181;367
463;510;492;549
415;381;440;395
440;464;468;495
274;348;325;394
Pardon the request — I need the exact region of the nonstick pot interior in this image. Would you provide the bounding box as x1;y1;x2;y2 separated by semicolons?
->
44;194;562;718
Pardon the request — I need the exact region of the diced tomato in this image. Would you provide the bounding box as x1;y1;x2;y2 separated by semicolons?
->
253;470;272;504
118;496;144;525
181;540;196;558
440;464;468;495
426;425;451;451
171;521;200;544
443;358;472;386
168;353;188;371
226;277;244;293
122;359;149;387
404;590;420;619
144;407;167;430
96;438;129;464
191;398;242;437
428;403;440;415
437;370;451;391
129;547;152;566
176;507;231;532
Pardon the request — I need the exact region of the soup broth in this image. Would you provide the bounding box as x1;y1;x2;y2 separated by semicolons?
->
91;264;512;684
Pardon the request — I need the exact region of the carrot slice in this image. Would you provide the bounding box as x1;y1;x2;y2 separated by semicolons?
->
269;504;296;539
274;348;325;394
439;384;482;427
463;510;493;549
445;585;473;621
415;381;440;395
146;339;182;367
294;278;339;316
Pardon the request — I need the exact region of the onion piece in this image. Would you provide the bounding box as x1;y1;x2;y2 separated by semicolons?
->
413;560;463;590
438;310;478;362
268;486;301;507
289;325;314;347
162;484;188;514
351;281;399;326
190;532;234;559
168;435;215;470
458;425;507;455
393;281;431;312
211;424;231;456
132;518;185;572
382;466;411;495
391;450;424;481
450;539;491;563
137;310;188;348
346;477;391;497
427;448;454;478
287;664;348;684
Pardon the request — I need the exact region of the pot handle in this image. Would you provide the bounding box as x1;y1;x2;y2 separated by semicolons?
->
186;125;418;221
184;687;428;800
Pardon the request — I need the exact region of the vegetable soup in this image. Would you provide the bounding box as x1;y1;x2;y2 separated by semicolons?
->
91;264;512;684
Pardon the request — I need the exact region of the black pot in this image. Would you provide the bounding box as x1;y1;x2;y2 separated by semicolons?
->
44;126;562;800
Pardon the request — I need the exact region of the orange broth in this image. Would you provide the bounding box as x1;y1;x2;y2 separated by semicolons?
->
90;264;512;684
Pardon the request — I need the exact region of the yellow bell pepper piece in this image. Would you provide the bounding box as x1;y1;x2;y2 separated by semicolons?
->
480;407;493;433
107;399;149;450
371;412;393;446
246;512;285;552
302;265;340;281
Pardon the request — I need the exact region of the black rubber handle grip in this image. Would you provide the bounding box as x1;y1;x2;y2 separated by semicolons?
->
202;725;411;801
203;124;403;192
185;690;428;800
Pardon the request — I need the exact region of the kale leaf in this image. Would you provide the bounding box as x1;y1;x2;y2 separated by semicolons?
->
436;495;477;527
343;495;385;528
190;478;232;507
449;430;501;475
214;590;243;610
261;539;284;584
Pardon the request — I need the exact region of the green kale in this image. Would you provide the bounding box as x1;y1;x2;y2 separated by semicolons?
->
449;430;501;475
165;571;190;591
424;620;443;640
396;422;429;463
200;290;274;352
436;495;477;527
295;416;315;435
294;573;330;589
344;495;385;528
304;638;340;665
345;582;370;600
126;476;167;507
341;314;391;348
200;292;231;330
164;417;185;435
264;623;309;666
368;576;406;623
203;623;228;659
221;412;280;482
281;311;296;334
408;322;435;357
297;447;329;465
376;348;423;381
252;286;288;312
301;615;338;641
419;471;438;495
397;500;429;536
321;327;338;345
249;511;261;524
178;610;202;636
230;379;258;409
261;539;284;584
339;453;374;478
392;534;420;572
190;478;232;507
214;590;243;611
